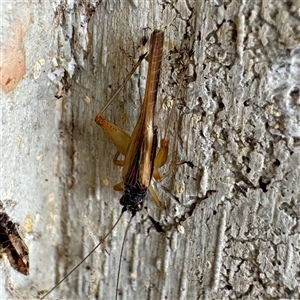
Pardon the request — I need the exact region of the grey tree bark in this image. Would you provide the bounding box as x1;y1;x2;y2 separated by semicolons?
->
1;1;300;299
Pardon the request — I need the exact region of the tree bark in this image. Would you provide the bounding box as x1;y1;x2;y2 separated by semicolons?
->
1;1;300;299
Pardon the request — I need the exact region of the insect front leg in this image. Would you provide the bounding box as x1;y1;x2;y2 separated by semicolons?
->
148;184;164;208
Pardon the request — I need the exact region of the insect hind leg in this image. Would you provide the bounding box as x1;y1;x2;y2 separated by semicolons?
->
153;160;193;183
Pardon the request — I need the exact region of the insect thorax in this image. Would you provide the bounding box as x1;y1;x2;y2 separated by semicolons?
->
120;184;148;215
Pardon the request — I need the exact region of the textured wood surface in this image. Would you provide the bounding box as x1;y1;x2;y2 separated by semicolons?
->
1;1;300;299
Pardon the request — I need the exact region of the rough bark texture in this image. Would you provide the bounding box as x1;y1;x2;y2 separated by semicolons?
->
1;1;300;299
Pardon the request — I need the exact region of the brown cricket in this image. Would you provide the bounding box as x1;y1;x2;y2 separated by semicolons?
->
95;29;169;213
40;29;189;299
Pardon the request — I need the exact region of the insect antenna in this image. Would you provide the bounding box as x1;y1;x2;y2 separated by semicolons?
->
96;37;148;118
39;211;125;300
115;214;134;300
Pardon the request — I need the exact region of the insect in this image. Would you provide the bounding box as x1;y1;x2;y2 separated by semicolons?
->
40;29;191;299
0;212;29;276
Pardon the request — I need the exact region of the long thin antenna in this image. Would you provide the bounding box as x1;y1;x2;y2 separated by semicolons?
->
115;214;134;300
39;211;124;300
96;34;149;118
96;54;147;117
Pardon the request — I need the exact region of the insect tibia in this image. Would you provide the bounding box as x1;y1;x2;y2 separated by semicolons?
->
148;215;165;233
138;51;148;61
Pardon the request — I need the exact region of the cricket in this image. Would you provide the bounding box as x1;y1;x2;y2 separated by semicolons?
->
40;29;191;300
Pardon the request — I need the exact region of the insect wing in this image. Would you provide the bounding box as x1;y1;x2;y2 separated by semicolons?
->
122;30;164;190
